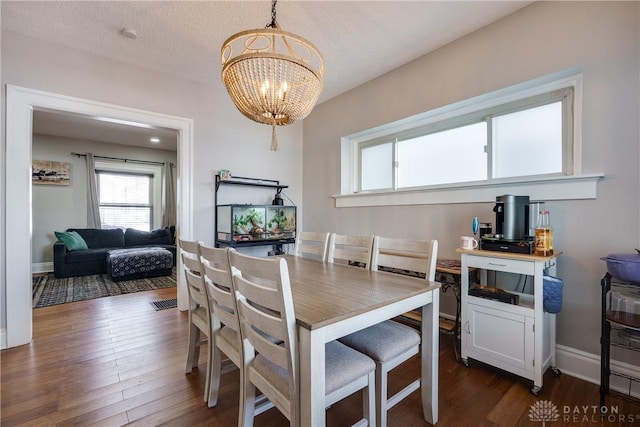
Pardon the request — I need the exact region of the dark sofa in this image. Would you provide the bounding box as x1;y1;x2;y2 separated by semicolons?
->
53;227;176;278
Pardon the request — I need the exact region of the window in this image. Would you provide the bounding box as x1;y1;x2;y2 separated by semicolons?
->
358;90;572;192
338;68;602;208
97;171;153;230
95;160;163;230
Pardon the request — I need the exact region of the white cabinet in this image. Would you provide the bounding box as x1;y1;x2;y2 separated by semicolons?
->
458;249;561;394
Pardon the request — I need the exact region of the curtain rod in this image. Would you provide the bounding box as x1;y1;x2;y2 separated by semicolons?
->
71;152;173;167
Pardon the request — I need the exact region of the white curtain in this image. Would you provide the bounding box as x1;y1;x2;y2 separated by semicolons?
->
162;162;176;227
86;153;102;228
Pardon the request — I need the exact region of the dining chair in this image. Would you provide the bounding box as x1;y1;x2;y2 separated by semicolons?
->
178;237;212;404
199;243;275;418
198;244;238;408
293;231;330;261
326;233;375;269
228;251;377;427
339;236;438;427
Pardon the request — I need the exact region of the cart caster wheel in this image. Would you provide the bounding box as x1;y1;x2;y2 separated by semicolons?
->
551;367;562;376
530;386;541;396
462;358;470;368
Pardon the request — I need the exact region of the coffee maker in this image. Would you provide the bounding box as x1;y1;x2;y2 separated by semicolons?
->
481;195;534;253
494;195;529;240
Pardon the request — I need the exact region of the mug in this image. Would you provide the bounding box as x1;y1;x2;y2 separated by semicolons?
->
460;236;478;250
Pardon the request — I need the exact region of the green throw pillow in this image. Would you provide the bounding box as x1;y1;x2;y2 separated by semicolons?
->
55;231;89;251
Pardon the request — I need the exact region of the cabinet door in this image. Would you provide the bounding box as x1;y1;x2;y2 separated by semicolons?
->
466;302;534;374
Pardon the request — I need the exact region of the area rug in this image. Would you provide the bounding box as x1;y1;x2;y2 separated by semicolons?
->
32;268;177;308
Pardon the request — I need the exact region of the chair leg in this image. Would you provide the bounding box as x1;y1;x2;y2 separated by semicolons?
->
364;371;376;427
207;342;222;407
240;372;256;427
376;364;387;427
185;323;200;373
236;361;246;427
204;335;222;408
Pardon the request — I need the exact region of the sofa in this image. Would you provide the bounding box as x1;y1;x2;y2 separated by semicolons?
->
53;226;176;278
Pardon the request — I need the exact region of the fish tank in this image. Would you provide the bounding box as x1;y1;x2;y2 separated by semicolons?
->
217;204;296;246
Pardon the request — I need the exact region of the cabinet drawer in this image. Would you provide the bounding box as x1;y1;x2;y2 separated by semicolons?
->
466;255;534;275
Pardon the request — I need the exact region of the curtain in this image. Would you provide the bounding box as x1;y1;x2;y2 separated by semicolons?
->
86;153;102;228
162;162;176;227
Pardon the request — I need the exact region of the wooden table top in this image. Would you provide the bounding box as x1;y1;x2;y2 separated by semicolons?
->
281;255;441;331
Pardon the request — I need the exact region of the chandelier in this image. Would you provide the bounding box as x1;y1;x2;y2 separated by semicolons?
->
221;0;324;150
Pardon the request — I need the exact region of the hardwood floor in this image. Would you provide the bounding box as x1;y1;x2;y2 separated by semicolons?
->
2;287;639;426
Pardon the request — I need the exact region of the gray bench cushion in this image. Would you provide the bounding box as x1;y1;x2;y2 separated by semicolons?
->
338;320;420;362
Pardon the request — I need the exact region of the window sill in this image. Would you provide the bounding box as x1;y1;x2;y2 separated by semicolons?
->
333;173;604;208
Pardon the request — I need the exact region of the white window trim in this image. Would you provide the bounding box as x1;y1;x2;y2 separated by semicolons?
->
95;159;163;229
337;66;603;207
334;173;604;207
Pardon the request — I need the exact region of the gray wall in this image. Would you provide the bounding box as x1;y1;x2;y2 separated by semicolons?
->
31;134;178;265
1;30;303;330
302;1;639;357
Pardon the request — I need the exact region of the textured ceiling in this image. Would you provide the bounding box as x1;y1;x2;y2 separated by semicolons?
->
2;1;533;150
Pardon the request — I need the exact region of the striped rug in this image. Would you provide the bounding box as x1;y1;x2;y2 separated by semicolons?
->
32;268;176;308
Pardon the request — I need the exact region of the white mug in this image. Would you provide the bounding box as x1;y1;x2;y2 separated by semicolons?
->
460;236;478;250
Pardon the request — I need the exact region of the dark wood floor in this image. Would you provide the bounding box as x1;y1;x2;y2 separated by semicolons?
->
2;287;639;426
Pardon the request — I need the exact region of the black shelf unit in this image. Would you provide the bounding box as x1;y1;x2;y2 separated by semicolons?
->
215;175;288;193
214;175;296;250
600;273;640;408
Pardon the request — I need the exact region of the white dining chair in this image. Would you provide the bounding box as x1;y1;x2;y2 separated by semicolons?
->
293;231;330;261
198;244;239;408
339;236;438;427
178;237;212;404
229;251;377;427
327;233;374;269
199;243;275;418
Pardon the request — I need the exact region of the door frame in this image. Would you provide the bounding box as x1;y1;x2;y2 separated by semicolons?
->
3;85;193;348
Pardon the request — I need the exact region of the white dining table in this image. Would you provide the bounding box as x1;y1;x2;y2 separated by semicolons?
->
282;255;440;426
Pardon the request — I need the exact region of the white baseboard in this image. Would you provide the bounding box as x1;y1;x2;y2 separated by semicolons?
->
556;344;640;398
0;329;6;350
32;262;53;274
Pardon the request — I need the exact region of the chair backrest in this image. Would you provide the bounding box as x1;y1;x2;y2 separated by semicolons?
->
371;236;438;281
178;238;207;309
327;233;374;269
294;231;330;261
198;243;239;336
228;251;298;405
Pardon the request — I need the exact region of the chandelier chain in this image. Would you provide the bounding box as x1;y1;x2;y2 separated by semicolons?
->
268;0;277;28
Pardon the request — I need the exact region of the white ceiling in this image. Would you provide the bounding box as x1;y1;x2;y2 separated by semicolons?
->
3;1;533;151
31;110;180;151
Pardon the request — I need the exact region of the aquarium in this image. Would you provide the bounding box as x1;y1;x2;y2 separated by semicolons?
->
217;204;296;246
266;206;296;237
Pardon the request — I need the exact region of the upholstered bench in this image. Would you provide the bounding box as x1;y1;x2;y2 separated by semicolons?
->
106;247;173;282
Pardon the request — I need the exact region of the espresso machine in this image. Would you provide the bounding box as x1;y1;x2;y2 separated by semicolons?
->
480;195;534;253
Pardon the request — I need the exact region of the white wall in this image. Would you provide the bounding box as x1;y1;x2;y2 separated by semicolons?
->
303;1;639;359
31;135;178;266
1;30;303;335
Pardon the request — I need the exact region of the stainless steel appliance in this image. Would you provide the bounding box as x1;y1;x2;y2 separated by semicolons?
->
494;195;529;240
480;195;534;254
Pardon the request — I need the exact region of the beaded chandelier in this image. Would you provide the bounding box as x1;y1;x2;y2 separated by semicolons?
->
221;0;324;150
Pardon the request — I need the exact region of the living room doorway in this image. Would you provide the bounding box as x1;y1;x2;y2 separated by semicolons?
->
4;85;194;349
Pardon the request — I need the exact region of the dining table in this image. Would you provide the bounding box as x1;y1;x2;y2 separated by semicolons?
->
281;254;441;426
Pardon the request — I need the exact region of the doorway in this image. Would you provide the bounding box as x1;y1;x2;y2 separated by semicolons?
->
4;85;193;349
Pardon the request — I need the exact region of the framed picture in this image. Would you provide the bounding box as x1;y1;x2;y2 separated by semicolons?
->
32;160;70;185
